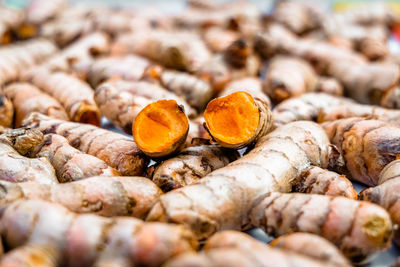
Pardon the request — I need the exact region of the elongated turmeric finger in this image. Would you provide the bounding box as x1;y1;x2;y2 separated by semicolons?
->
273;93;400;126
0;93;13;128
22;113;147;176
87;55;151;87
323;117;400;186
3;129;120;182
293;166;357;199
95;79;195;134
0;245;59;267
0;5;24;44
270;233;351;266
219;77;271;107
165;230;340;267
152;145;238;191
23;68;100;125
0;39;57;86
147;67;213;110
204;91;272;148
250;192;392;263
147;121;341;239
0;175;162;218
360;159;400;245
4;83;69;127
0;135;57;184
202;27;239;53
133;100;189;158
1;199;197;267
263;56;318;103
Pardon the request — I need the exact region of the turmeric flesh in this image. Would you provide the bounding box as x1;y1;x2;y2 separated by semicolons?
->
22;68;100;125
293;166;357;199
147;121;341;239
95;79;196;134
204;91;272;148
323;117;400;186
22;113;147;176
0;93;13;128
0;176;162;218
152;145;238;192
0;200;197;267
270;233;351;266
165;230;340;267
360;159;400;246
133;100;189;158
250;192;392;263
4;83;69;127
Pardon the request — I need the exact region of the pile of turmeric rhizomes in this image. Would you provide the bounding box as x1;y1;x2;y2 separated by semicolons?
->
1;0;400;266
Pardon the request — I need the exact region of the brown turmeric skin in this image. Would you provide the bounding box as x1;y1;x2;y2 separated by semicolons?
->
293;166;357;199
22;113;147;176
323;117;400;186
0;38;57;86
0;93;13;128
152;145;238;192
0;244;59;267
0;135;57;185
4;83;69;127
204;91;272;149
23;68;100;126
165;230;339;267
133;100;189;158
270;233;351;266
263;56;318;103
147;121;341;240
187;116;211;146
250;192;392;263
272;93;400;127
95;79;196;134
315;77;344;96
360;159;400;245
202;27;239;53
0;176;162;218
0;199;198;267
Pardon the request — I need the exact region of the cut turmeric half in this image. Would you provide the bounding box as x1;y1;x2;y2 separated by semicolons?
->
133;100;189;157
204;91;273;149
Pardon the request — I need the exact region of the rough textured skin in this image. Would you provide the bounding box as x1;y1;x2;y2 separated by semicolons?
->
323;118;400;186
0;140;57;185
264;56;318;103
44;32;110;74
0;93;13;128
0;38;57;86
220;77;271;107
315;77;343;96
0;200;198;267
270;233;351;266
0;245;59;267
152;145;238;192
4;83;69;127
360;159;400;245
22;113;147;176
165;231;336;267
158;69;213;110
0;176;162;218
22;68;100;125
113;31;211;72
95;80;196;134
87;55;151;87
147;121;341;240
187;116;210;146
272;93;400;127
250;192;392;263
293;166;357;199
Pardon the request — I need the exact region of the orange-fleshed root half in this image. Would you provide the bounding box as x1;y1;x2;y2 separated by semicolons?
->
133;100;189;157
204;91;272;149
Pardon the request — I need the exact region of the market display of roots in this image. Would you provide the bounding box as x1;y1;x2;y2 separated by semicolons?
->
1;0;400;266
